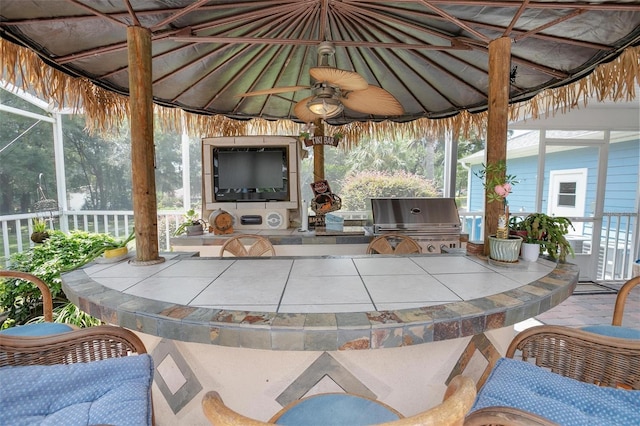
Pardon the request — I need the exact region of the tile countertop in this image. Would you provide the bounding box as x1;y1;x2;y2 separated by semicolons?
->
62;253;579;351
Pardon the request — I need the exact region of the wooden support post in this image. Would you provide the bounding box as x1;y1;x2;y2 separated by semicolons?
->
313;118;325;182
127;26;163;264
484;37;511;255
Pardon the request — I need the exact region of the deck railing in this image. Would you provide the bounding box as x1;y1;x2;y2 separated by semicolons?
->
1;210;636;280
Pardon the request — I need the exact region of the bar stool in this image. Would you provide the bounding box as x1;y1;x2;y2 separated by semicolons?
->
220;234;276;257
366;233;422;255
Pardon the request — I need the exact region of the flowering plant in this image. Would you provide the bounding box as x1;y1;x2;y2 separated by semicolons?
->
473;160;517;206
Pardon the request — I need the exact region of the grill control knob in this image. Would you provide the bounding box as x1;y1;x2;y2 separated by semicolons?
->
426;244;437;253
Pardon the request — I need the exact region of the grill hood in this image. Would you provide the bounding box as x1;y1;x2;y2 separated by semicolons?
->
369;197;461;235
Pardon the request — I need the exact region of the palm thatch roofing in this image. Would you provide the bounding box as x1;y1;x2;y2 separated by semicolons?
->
1;1;640;145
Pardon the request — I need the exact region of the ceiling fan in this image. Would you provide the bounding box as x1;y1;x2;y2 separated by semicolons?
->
237;42;404;122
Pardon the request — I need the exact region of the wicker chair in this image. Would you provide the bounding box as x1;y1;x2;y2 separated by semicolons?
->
0;270;73;336
220;234;276;257
366;233;422;255
579;276;640;339
0;324;153;424
465;325;640;425
203;375;476;426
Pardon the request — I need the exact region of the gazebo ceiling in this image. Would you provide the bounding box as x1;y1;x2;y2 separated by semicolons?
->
1;1;640;127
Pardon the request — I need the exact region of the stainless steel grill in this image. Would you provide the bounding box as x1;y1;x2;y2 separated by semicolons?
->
369;197;461;253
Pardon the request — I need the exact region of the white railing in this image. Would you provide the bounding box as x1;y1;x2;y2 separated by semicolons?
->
0;210;185;266
1;210;636;279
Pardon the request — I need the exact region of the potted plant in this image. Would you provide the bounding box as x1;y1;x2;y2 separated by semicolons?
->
102;228;136;259
30;218;50;243
515;213;575;262
509;216;540;262
474;161;522;262
174;208;206;236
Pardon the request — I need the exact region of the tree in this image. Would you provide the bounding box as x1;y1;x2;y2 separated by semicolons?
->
63;115;132;209
341;171;438;211
0;90;56;214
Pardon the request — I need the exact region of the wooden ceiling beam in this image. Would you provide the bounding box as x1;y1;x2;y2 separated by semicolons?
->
170;36;470;50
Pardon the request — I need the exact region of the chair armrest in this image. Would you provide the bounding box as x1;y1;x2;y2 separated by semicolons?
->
613;276;640;326
0;270;54;322
465;406;559;426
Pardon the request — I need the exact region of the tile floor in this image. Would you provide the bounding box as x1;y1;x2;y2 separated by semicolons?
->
531;281;639;328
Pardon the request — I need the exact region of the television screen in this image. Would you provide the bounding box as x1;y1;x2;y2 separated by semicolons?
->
213;146;289;202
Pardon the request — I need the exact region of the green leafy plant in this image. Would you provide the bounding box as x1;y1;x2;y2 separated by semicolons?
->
0;230;118;327
32;217;47;233
174;208;205;236
510;213;575;261
23;301;102;328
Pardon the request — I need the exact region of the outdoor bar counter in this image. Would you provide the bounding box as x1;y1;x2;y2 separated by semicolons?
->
62;253;578;425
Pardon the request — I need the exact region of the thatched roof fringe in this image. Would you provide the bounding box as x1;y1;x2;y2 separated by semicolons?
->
1;39;637;145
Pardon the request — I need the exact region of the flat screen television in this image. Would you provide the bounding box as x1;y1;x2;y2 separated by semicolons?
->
212;146;289;202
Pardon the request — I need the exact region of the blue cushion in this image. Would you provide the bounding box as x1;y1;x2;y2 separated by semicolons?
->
472;358;640;426
0;322;73;336
274;393;401;425
581;325;640;340
0;354;154;426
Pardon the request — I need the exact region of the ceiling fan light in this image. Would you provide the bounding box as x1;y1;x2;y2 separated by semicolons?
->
307;96;343;118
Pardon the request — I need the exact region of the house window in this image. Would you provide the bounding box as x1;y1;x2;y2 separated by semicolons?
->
557;182;577;207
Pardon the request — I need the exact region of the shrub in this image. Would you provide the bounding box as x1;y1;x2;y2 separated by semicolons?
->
0;230;115;327
340;171;438;211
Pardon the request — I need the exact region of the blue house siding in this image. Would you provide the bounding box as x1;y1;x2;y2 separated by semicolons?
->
469;139;639;215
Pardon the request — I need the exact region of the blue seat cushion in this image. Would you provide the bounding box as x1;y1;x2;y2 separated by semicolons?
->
0;322;73;336
0;354;154;426
274;393;401;425
472;357;640;426
581;325;640;339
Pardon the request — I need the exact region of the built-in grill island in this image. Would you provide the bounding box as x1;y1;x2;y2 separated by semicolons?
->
369;197;462;253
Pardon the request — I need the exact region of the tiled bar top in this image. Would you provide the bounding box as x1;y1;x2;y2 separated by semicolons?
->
62;253;579;351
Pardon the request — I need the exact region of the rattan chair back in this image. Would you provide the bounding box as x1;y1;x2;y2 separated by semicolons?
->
0;324;147;368
366;233;422;255
220;234;275;257
0;270;54;322
503;325;640;390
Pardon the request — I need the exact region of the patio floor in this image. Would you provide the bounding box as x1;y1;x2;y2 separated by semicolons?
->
530;281;639;328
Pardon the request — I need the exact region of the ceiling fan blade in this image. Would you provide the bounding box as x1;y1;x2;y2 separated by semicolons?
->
310;67;368;91
293;96;323;122
341;86;404;116
236;86;310;97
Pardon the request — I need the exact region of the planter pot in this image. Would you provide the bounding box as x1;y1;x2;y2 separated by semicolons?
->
521;242;540;262
186;224;204;236
30;231;50;243
104;246;128;259
488;235;522;263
